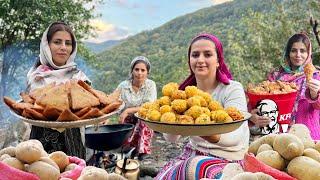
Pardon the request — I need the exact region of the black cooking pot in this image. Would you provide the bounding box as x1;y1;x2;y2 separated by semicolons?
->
85;124;134;151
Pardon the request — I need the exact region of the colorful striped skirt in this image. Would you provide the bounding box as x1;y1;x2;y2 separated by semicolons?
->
155;143;243;180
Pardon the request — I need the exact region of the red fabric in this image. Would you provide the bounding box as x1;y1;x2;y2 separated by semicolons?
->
0;162;40;180
244;153;296;180
59;156;86;180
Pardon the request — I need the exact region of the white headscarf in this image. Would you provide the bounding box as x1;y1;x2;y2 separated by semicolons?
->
26;22;90;92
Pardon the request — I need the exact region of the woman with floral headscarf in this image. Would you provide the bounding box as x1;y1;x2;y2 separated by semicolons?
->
156;33;249;180
250;33;320;140
117;56;157;160
27;21;90;158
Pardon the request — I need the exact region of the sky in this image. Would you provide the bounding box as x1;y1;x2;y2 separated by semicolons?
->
85;0;233;43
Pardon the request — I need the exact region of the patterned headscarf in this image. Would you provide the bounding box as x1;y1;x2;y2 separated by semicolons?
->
281;33;312;74
26;22;90;91
179;33;232;90
129;56;151;79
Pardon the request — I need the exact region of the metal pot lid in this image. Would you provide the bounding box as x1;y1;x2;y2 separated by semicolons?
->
116;159;140;170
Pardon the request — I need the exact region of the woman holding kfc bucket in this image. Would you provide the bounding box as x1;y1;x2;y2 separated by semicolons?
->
249;33;320;140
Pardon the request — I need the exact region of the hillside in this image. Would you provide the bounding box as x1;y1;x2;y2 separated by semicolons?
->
90;0;319;93
84;40;122;54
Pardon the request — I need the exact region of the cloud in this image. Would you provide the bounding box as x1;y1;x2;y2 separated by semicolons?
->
212;0;233;5
113;0;140;9
85;19;131;43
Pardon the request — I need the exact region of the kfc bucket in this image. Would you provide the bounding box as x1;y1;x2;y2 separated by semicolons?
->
247;91;298;134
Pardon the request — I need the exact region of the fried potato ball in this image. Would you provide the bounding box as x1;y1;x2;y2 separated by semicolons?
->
187;96;201;107
162;82;179;97
198;91;212;104
194;95;207;107
201;107;211;116
208;100;223;111
185;86;198;98
176;115;194;124
160;105;173;114
171;90;187;100
138;107;148;118
171;99;188;114
158;96;171;106
195;114;211;124
148;102;160;111
160;112;176;123
211;110;233;123
146;110;161;121
184;105;202;119
225;107;244;120
141;102;153;109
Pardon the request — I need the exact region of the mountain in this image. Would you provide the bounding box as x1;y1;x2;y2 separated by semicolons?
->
90;0;319;93
84;40;122;53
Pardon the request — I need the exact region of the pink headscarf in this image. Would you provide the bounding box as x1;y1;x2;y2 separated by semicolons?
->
179;33;233;90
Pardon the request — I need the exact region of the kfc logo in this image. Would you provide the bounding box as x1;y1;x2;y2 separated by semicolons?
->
256;99;280;134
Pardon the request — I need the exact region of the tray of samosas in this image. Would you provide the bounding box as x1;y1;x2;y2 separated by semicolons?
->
3;80;123;128
134;82;251;136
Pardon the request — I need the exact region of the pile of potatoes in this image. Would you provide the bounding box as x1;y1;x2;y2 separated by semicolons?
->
0;140;128;180
0;140;75;180
248;124;320;180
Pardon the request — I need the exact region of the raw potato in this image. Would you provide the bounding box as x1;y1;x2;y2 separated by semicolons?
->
28;139;44;150
257;144;273;154
78;166;109;180
221;163;244;180
107;173;127;180
0;146;16;157
256;150;286;171
287;156;320;180
64;163;77;172
39;157;60;171
315;141;320;153
49;151;69;172
27;161;60;180
2;157;25;171
254;172;275;180
303;148;320;163
288;124;315;149
248;134;277;155
15;141;43;163
231;172;258;180
0;154;12;161
273;133;304;160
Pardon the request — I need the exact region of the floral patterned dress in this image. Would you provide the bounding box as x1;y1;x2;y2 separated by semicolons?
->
117;79;157;154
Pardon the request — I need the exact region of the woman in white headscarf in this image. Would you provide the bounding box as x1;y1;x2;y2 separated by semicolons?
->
27;21;90;159
117;56;157;160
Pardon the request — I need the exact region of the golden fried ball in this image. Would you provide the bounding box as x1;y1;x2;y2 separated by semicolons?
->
162;82;179;97
141;102;153;109
158;96;171;106
160;112;176;123
160;105;172;114
194;95;207;107
177;115;194;124
187;96;201;107
171;90;187;100
184;105;203;119
195;114;211;124
148;102;160;111
198;91;212;104
185;86;198;98
201;107;211;116
146;110;161;121
208;100;223;111
138;107;148;118
211;110;233;123
171;99;188;114
225;107;244;120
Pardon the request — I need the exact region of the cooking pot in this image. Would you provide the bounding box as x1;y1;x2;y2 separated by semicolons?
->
85;124;134;151
115;158;140;180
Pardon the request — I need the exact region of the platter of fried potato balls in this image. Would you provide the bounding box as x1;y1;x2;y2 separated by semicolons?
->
135;82;251;136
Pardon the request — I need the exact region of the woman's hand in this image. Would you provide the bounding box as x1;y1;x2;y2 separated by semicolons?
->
307;79;320;100
201;134;221;143
119;110;129;124
249;109;271;127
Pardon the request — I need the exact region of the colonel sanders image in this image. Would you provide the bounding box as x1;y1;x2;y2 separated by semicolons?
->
256;99;280;134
